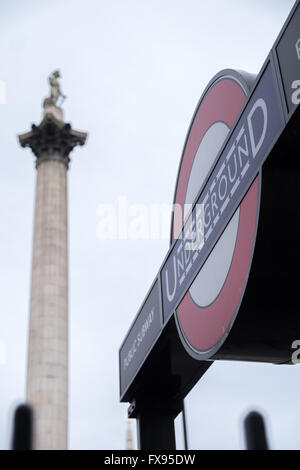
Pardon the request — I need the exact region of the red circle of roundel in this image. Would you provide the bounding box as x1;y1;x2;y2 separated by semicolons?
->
172;74;260;356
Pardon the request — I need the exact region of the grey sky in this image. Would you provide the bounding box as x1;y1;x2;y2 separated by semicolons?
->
0;0;297;450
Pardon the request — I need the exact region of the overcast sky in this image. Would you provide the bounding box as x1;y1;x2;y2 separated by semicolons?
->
0;0;298;450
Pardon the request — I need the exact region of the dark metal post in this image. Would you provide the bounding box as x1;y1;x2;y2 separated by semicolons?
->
244;411;269;450
137;411;176;450
11;404;33;450
129;397;182;450
182;400;188;450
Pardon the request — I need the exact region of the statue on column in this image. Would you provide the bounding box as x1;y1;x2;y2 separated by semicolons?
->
43;70;66;109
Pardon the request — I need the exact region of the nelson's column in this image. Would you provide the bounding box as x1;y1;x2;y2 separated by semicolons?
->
18;71;87;449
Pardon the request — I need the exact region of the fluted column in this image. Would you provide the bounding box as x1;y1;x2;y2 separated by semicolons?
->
27;157;68;449
19;106;87;449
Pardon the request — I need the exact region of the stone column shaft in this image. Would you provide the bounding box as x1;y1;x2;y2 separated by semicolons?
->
27;157;68;450
19;107;87;450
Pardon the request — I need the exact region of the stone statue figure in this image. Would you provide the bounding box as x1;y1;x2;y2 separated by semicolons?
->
43;70;66;109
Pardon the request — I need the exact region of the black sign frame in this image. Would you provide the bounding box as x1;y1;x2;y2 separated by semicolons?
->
119;0;300;404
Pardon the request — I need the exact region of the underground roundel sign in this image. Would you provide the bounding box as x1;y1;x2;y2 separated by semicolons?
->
171;70;261;360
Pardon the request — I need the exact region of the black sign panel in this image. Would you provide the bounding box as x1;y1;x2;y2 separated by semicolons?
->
119;279;162;398
276;1;300;113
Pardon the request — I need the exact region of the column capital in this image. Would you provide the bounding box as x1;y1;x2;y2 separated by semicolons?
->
18;108;87;169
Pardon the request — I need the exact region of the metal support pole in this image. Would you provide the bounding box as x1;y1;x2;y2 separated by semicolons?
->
128;397;183;450
182;400;188;450
11;404;33;450
137;410;176;450
244;411;269;450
